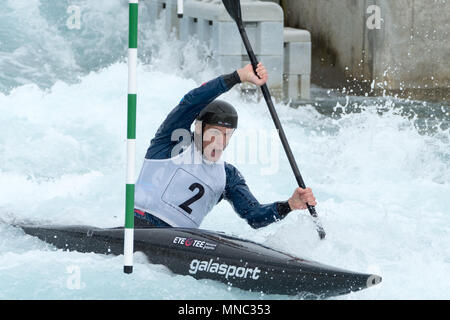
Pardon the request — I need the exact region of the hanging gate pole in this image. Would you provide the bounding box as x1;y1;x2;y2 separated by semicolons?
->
124;0;138;274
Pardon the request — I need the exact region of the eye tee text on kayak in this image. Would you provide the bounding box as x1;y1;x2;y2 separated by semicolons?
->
173;236;217;250
189;259;261;280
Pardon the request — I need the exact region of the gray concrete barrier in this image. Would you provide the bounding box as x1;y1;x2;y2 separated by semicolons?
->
144;0;313;102
282;0;450;102
283;27;311;101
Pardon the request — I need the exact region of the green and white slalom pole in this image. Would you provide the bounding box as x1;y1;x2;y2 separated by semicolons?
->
124;0;138;274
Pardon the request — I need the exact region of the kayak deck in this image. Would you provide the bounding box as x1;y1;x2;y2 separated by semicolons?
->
19;224;381;298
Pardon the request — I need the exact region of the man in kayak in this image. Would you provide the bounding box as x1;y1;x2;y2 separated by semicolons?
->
134;62;316;228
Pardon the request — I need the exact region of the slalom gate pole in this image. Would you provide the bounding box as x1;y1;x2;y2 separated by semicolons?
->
124;0;138;274
177;0;184;18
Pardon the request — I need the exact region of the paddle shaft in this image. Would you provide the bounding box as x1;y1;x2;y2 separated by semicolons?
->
237;25;326;239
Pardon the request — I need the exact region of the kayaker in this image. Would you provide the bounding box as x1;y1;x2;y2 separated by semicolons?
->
134;62;317;228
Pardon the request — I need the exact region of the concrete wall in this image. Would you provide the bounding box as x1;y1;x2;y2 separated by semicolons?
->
281;0;450;101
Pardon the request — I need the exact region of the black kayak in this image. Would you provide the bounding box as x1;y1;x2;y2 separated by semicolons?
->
19;224;381;298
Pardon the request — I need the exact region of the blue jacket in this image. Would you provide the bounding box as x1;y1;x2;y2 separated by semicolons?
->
139;72;287;229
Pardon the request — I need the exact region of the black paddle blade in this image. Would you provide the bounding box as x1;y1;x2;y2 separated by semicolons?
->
222;0;242;23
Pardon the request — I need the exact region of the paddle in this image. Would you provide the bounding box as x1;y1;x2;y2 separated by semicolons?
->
222;0;326;239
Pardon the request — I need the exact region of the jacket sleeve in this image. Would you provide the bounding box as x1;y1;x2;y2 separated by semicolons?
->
145;72;241;160
222;163;285;229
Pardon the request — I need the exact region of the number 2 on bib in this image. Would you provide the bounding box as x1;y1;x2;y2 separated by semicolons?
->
179;183;205;214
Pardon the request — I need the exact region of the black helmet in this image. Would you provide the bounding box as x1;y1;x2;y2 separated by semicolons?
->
196;100;238;129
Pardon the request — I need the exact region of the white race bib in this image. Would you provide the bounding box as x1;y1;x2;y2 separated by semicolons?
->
135;143;226;228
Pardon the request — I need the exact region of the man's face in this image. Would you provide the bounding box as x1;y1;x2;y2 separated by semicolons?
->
202;124;234;162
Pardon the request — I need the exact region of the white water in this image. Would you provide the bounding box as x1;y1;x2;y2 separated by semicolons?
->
0;1;449;299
